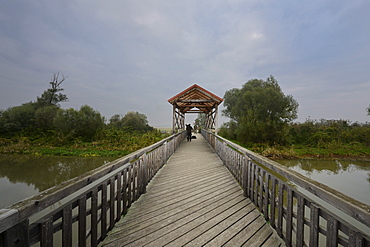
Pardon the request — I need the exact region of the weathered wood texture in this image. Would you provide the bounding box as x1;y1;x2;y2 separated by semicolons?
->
202;130;370;247
101;135;285;247
0;132;186;247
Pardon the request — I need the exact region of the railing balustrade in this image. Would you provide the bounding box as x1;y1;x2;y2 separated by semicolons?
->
202;129;370;247
0;131;186;247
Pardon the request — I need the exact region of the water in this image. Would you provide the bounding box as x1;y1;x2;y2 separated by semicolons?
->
0;154;116;209
277;159;370;206
1;154;369;209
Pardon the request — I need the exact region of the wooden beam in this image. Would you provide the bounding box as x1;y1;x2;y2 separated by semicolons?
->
177;99;214;103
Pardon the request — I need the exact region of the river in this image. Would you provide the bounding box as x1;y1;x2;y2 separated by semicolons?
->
277;159;370;206
0;154;116;209
0;154;369;210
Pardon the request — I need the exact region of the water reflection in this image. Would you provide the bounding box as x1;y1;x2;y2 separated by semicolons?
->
278;159;370;206
0;154;115;208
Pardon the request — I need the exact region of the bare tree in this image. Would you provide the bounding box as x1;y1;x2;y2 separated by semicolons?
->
37;72;68;107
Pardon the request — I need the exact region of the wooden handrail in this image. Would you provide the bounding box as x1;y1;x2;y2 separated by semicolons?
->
0;131;186;246
202;129;370;246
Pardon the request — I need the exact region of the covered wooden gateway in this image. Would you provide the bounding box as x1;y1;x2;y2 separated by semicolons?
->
168;84;223;133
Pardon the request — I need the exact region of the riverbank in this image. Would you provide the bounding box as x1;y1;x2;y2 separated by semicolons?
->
1;136;369;160
0;131;169;157
243;143;370;161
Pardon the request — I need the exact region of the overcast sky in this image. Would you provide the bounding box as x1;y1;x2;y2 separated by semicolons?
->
1;0;369;127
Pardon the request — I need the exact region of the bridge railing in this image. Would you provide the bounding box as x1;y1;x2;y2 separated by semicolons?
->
202;129;370;247
0;131;186;247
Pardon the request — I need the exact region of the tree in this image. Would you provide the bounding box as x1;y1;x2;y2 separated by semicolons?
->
0;102;36;135
194;113;207;128
120;111;153;132
34;105;59;132
367;104;370;116
54;105;104;141
36;72;68;107
222;76;299;144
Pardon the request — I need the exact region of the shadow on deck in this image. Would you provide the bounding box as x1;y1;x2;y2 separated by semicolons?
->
101;134;285;246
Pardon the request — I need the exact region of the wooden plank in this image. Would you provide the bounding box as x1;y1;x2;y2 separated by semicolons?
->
127;167;132;208
263;172;269;221
309;203;319;247
258;168;263;210
262;232;286;247
254;165;259;205
122;169;127;215
40;217;53;247
348;229;365;247
101;183;107;239
203;211;261;246
62;204;72;247
109;177;115;230
222;215;266;246
119;174;237;223
116;172;122;221
91;188;98;247
296;195;305;246
146;198;250;246
183;203;257;246
78;196;87;247
326;216;338;247
270;178;277;229
242;157;248;197
277;183;284;237
242;222;273;247
286;187;293;245
2;219;29;247
107;183;241;240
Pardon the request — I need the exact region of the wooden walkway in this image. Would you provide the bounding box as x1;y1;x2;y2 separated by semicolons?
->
101;134;285;247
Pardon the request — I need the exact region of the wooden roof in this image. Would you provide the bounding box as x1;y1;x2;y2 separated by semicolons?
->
168;84;223;114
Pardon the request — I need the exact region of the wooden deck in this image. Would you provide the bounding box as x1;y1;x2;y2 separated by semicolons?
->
101;134;285;247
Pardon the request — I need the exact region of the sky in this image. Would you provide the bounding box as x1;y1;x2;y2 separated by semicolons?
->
1;0;369;127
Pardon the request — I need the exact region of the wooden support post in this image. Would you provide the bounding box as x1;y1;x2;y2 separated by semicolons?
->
172;105;176;133
2;219;29;247
215;106;219;134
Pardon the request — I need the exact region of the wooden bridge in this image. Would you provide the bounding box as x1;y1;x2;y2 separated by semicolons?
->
100;133;284;246
0;130;369;246
1;84;370;246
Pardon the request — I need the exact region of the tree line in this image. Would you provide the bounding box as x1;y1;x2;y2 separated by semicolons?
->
0;73;157;147
218;76;370;151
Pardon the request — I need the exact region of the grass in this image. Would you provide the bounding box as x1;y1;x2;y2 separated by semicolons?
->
0;130;170;157
241;142;370;160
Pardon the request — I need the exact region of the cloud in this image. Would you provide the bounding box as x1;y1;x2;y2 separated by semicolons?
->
0;0;369;126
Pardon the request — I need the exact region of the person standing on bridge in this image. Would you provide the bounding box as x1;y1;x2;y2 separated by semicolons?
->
186;124;193;141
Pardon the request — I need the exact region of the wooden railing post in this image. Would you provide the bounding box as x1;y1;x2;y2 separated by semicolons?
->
141;153;148;195
2;219;29;247
242;157;248;197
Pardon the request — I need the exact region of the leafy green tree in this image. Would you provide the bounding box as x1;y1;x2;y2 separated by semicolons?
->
0;102;36;135
54;105;104;141
222;76;299;145
194;113;207;128
109;112;153;132
36;72;68;107
108;114;122;128
367;104;370;116
120;111;153;132
34;105;59;133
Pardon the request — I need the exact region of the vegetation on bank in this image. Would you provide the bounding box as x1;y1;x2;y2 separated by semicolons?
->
237;142;370;160
216;76;370;160
1;73;369;159
0;73;168;157
0;129;167;157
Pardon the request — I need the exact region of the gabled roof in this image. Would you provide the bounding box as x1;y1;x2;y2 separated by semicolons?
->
168;84;223;114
